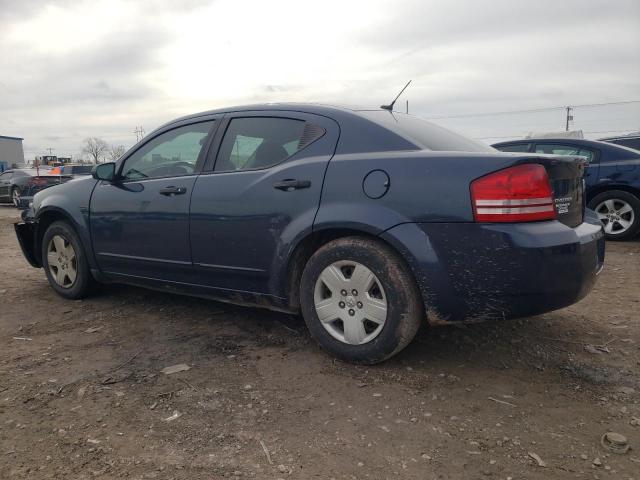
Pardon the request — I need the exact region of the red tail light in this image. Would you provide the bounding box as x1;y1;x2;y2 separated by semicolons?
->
470;164;556;222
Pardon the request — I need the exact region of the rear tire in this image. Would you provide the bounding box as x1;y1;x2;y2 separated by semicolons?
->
42;221;97;299
588;190;640;240
300;236;423;364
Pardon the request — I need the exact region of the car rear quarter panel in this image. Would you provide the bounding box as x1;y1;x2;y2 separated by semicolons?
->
313;150;601;322
314;151;535;231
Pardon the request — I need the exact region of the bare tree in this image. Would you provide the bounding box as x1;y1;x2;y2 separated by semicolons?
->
109;144;127;162
82;137;109;164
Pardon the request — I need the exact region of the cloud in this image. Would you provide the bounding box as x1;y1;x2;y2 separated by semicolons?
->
0;0;638;157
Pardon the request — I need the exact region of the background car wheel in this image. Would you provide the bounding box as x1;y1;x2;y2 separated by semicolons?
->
588;190;640;240
42;221;97;299
11;187;21;208
300;236;423;364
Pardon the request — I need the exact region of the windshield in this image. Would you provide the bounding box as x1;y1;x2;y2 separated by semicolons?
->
360;111;495;153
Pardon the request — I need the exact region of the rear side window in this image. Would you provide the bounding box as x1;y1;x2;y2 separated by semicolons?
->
534;143;595;162
496;143;531;153
215;117;307;172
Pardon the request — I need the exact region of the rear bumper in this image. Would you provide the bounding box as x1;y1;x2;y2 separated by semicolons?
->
382;216;605;323
14;219;40;267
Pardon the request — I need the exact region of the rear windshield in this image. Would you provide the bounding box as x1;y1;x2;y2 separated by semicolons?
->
360;111;495;153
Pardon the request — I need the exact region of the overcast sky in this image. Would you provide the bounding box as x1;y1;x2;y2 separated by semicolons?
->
1;0;639;159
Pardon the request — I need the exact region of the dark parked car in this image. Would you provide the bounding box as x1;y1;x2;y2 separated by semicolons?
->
59;164;94;176
15;104;604;363
493;138;640;240
599;133;640;151
0;168;71;208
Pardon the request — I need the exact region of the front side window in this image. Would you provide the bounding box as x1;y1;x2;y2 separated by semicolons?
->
215;117;306;172
121;121;214;180
534;143;594;162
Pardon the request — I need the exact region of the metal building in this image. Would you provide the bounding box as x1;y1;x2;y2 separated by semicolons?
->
0;135;25;171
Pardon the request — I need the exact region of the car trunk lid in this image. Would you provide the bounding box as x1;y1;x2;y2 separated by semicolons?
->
526;155;586;227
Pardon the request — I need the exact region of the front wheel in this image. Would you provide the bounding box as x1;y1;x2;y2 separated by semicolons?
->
11;187;21;208
588;190;640;240
41;221;97;299
300;237;423;364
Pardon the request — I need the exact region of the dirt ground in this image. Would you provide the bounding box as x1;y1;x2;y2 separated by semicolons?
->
0;205;638;480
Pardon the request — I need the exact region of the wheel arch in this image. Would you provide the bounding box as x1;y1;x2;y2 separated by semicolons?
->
586;184;640;204
282;225;426;313
35;208;84;266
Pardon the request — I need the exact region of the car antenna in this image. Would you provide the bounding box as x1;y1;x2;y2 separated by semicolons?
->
380;80;412;111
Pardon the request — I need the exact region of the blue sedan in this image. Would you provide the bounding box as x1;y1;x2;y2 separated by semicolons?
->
15;104;604;363
494;138;640;240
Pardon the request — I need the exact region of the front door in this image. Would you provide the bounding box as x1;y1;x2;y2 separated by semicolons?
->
189;111;339;296
90;119;218;282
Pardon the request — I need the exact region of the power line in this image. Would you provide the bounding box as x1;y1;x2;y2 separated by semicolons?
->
427;100;640;120
428;106;565;119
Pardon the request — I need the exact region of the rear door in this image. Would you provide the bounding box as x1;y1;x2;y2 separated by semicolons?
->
90;118;220;282
189;111;339;295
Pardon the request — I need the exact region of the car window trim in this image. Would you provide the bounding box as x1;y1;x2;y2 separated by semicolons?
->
202;112;328;174
500;142;533;153
115;117;221;183
210;115;307;173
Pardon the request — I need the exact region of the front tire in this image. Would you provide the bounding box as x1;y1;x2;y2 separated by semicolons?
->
41;221;96;299
11;187;21;208
300;236;423;364
588;190;640;240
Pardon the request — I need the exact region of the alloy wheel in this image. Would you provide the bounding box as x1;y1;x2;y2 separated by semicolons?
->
47;235;77;288
595;198;635;235
313;260;387;345
12;189;20;208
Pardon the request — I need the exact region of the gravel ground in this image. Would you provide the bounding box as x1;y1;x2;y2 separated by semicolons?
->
0;205;638;479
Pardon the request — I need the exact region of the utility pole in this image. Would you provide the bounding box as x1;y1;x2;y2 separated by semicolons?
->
133;126;145;142
565;106;573;132
47;147;53;155
406;100;409;114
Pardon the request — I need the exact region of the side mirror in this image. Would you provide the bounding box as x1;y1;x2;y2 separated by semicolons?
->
92;162;116;181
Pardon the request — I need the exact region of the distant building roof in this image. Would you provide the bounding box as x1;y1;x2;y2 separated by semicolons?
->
0;135;24;141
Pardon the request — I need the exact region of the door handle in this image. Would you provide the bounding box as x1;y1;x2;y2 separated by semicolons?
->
159;186;187;196
273;179;311;191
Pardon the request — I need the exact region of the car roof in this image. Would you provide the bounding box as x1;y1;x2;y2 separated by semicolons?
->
158;103;380;129
599;133;640;141
493;137;640;159
169;102;358;118
149;103;495;155
493;138;613;148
